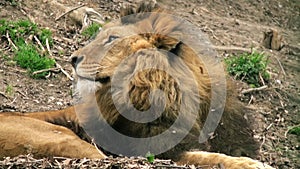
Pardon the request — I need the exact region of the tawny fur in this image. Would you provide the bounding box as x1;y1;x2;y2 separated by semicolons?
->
0;2;274;169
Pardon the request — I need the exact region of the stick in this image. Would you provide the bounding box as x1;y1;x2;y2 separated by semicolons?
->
33;35;46;52
46;38;53;56
154;165;189;169
247;95;254;105
265;123;273;131
272;55;286;76
202;26;225;45
45;37;73;81
284;124;300;138
6;32;18;50
56;62;74;81
213;45;253;53
32;67;60;75
259;134;266;153
259;73;266;86
19;8;36;24
16;90;28;98
241;85;268;94
55;4;85;21
0;91;8;99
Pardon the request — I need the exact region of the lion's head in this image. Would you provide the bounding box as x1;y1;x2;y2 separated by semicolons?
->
71;2;258;159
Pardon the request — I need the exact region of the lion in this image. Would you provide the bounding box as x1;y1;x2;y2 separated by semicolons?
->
0;2;274;169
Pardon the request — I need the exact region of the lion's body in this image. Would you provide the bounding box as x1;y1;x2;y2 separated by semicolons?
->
0;108;105;159
0;2;274;169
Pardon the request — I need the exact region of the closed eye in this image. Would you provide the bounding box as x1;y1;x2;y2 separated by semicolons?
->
104;35;119;45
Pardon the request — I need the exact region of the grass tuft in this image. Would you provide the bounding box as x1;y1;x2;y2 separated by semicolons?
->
81;23;101;39
225;51;270;87
14;43;55;78
288;126;300;136
0;19;55;78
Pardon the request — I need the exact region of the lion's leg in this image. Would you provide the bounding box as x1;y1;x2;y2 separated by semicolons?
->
0;115;106;159
23;106;77;124
22;106;91;142
176;151;274;169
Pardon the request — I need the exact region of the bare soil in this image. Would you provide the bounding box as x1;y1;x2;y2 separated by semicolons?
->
0;0;299;168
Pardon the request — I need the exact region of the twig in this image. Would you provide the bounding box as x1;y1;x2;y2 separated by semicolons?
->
19;8;36;24
0;91;8;98
241;85;268;94
55;4;85;21
154;165;189;169
6;32;18;50
33;35;46;52
265;123;273;131
259;73;266;86
213;45;253;53
16;90;28;98
45;37;73;81
272;55;286;76
53;60;73;82
91;139;103;156
53;56;68;62
46;38;53;56
202;26;225;44
10;96;17;104
54;159;62;169
259;134;266;153
247;95;254;105
284;124;300;138
32;67;60;75
56;62;74;81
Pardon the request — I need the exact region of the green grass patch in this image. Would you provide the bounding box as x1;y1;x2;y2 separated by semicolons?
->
5;84;14;96
288;126;300;136
14;44;55;78
0;19;55;78
81;23;101;39
225;51;270;87
38;28;53;46
145;152;155;163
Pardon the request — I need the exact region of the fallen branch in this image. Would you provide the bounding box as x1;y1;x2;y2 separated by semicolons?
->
45;37;74;81
241;85;268;94
55;4;85;21
46;38;53;56
154;165;189;169
213;45;253;53
265;123;273;131
0;91;8;99
19;8;36;24
33;35;46;52
259;134;266;153
272;54;286;76
56;62;74;81
202;26;225;45
259;73;266;86
6;32;18;50
32;67;60;75
247;95;254;105
284;124;300;138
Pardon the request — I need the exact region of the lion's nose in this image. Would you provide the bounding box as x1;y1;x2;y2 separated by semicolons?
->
70;55;84;68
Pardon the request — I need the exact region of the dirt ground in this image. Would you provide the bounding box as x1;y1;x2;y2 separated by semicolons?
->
0;0;299;168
